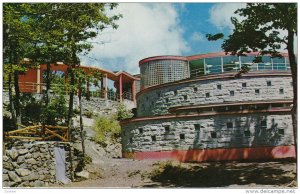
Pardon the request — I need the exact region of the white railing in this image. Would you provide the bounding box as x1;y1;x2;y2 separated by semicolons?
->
190;62;290;78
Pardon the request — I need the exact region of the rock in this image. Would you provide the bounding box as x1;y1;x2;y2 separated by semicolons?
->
18;149;29;155
33;153;40;159
12;162;19;168
8;171;22;183
33;180;44;187
24;153;33;159
7;149;19;160
3;162;14;171
22;173;37;181
3;174;9;181
16;168;31;177
17;156;25;164
3;155;9;162
27;158;38;165
19;181;31;187
3;181;14;187
75;170;90;179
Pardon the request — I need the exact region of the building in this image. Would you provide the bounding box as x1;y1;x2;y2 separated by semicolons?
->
16;64;139;104
120;52;295;162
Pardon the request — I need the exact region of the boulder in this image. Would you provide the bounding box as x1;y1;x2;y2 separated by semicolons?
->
27;158;38;165
22;173;37;181
8;171;22;183
7;149;19;160
75;170;90;179
17;156;25;164
3;174;9;181
16;168;31;177
3;162;14;171
18;149;29;155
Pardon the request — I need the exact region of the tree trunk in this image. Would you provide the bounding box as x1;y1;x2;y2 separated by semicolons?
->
67;64;75;135
8;71;17;129
13;71;21;128
78;85;85;157
45;62;51;107
287;30;297;160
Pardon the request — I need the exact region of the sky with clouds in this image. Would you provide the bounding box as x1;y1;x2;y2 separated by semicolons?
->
80;3;294;75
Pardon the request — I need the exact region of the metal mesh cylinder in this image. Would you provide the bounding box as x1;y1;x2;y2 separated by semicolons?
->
140;57;189;89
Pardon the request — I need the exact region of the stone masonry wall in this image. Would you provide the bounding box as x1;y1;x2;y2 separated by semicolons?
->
3;141;73;187
121;113;293;153
136;75;293;117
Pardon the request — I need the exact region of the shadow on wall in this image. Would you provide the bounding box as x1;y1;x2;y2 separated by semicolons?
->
177;114;296;162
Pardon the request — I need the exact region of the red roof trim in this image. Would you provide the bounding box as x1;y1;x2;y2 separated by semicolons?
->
139;56;188;66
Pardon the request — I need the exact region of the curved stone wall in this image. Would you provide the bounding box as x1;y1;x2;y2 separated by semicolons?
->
136;73;293;117
121;113;293;154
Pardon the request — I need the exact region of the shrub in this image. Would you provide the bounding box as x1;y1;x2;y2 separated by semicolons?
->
116;103;133;120
92;115;121;146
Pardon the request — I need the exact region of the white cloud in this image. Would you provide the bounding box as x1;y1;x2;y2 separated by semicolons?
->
80;3;190;74
209;3;246;31
191;32;204;42
209;3;297;54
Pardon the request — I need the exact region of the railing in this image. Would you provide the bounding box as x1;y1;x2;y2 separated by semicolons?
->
3;81;133;102
190;62;290;78
4;125;70;142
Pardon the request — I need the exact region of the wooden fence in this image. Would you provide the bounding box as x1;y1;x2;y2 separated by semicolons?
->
4;125;70;142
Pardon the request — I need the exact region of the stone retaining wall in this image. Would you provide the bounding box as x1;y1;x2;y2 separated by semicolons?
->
3;141;73;187
121;113;293;153
136;75;293;117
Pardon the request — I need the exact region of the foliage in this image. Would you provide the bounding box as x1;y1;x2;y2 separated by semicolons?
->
42;94;68;125
92;115;121;146
116;103;133;120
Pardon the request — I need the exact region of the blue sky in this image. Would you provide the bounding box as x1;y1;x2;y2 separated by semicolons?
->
79;3;246;74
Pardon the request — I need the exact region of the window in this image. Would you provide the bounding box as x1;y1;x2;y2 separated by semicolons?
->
244;130;251;137
217;84;222;90
278;128;284;135
138;128;143;134
227;122;233;129
279;88;284;94
130;137;133;144
164;126;170;133
166;98;169;103
174;90;178;96
180;134;185;140
261;120;267;128
151;135;156;141
230;91;234;96
242;83;247;87
206;92;210;98
183;95;188;100
210;131;217;138
194;124;200;131
267;81;272;86
157;92;161;97
255;89;260;94
194;87;198;92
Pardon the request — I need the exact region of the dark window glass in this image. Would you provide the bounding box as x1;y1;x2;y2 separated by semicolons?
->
165;126;170;133
138;128;143;134
180;134;185;140
261;120;267;128
278;128;284;135
206;92;210;98
267;81;272;86
174;90;178;96
244;131;251;137
279;88;284;94
194;87;198;92
183;95;188;100
194;124;200;131
255;89;260;94
211;131;217;138
227;122;233;129
242;83;247;87
230;91;234;96
217;84;222;89
151;135;156;141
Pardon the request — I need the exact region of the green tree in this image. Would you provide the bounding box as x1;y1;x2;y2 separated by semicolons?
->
3;4;33;128
42;3;121;132
207;3;297;152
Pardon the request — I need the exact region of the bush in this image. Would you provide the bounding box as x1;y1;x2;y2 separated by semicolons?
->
92;115;121;146
116;103;133;120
